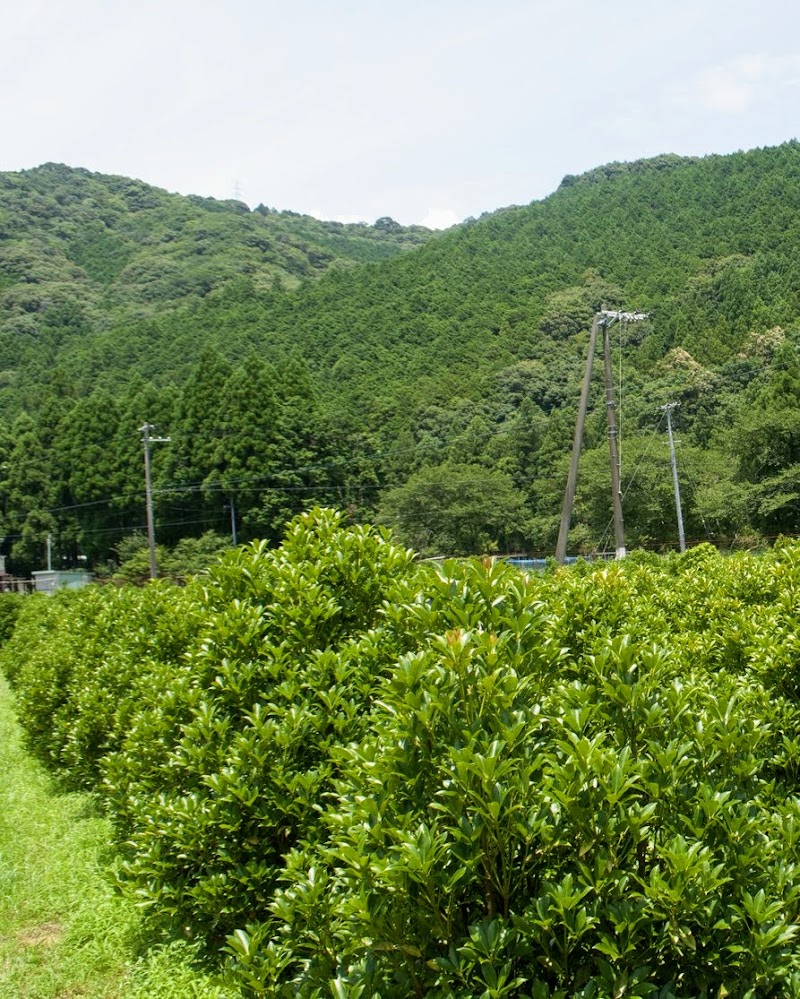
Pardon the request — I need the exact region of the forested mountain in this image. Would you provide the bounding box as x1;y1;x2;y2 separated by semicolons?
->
0;162;432;381
3;143;800;573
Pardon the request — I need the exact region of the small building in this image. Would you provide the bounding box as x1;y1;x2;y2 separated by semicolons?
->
32;570;93;594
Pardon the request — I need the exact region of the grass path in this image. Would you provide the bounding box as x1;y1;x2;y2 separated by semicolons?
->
0;671;233;998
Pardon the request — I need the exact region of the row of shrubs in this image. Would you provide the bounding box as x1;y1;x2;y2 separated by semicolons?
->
4;509;800;996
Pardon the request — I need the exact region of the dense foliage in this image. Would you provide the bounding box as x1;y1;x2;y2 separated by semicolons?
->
4;510;800;995
5;144;800;571
0;162;431;317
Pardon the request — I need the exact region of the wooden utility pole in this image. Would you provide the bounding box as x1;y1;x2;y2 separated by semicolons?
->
229;494;238;546
139;423;171;580
555;310;648;563
602;319;625;558
556;315;600;563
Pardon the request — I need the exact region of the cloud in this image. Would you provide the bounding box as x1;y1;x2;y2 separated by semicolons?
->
330;213;370;225
420;208;461;230
687;53;800;114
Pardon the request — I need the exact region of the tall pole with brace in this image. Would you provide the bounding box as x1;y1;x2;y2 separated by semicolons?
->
555;310;648;563
602;316;625;558
556;314;601;563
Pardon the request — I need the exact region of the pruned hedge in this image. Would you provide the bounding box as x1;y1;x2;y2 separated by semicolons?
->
4;512;800;996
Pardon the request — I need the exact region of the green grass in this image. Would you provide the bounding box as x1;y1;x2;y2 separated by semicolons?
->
0;672;235;998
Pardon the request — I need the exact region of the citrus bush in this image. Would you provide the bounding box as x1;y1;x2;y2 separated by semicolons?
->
104;509;418;942
230;556;800;997
0;582;203;785
5;518;800;996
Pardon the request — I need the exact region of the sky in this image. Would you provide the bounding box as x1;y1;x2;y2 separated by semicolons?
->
3;0;800;228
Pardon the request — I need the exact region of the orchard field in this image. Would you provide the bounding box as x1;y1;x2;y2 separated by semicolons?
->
3;509;800;997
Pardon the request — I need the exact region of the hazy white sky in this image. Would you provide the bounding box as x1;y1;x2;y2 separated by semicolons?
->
3;0;799;227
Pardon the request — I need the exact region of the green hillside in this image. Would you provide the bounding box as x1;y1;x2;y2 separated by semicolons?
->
0;162;432;390
3;144;800;571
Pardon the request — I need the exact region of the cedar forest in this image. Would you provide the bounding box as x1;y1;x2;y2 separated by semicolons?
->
3;143;800;573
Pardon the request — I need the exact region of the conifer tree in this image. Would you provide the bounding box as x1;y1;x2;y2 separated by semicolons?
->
52;389;123;564
162;348;234;540
2;412;59;573
205;358;283;542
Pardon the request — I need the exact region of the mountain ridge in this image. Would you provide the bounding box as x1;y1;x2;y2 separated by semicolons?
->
3;141;800;569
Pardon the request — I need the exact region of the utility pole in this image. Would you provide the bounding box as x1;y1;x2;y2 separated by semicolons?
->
556;314;600;563
556;310;648;563
602;319;625;558
139;423;171;580
661;402;686;553
229;494;238;546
